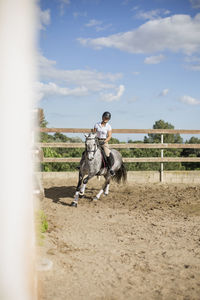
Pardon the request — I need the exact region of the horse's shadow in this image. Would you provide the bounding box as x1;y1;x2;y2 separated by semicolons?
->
44;185;102;205
44;186;75;206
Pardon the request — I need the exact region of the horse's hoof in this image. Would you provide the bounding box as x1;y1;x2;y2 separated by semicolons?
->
70;201;77;207
93;197;98;202
79;193;84;198
104;193;108;196
110;170;115;176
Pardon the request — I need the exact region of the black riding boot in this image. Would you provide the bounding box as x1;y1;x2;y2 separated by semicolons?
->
107;155;115;176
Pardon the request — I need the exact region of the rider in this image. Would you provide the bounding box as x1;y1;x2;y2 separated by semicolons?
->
93;111;114;176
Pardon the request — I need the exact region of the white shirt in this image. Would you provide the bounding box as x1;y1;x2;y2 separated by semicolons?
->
94;122;112;139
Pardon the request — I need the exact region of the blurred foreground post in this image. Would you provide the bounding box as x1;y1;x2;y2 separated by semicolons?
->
0;0;37;299
160;134;164;182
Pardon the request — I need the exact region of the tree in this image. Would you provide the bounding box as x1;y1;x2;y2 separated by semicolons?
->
38;108;84;171
109;137;120;144
181;137;200;170
54;132;70;142
144;119;183;144
38;108;51;143
38;108;48;128
143;120;184;170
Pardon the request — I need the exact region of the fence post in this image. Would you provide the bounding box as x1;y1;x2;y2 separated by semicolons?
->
160;134;164;182
0;0;37;299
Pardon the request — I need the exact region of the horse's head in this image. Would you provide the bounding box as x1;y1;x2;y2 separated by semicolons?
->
84;133;98;160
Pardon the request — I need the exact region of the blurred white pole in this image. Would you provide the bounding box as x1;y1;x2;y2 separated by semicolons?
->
0;0;37;299
160;134;164;183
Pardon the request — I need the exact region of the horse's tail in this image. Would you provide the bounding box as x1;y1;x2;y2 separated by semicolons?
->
113;162;127;184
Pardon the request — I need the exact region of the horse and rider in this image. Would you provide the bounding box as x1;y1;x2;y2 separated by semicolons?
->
70;111;127;207
93;111;115;176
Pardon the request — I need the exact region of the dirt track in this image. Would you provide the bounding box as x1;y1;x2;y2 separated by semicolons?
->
37;177;200;300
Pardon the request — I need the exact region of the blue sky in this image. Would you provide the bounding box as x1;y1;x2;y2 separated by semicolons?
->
37;0;200;141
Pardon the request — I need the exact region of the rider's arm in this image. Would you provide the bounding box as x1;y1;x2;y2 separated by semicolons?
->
93;127;97;133
105;130;112;143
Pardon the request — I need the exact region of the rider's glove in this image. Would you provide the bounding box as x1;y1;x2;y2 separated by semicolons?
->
99;141;105;146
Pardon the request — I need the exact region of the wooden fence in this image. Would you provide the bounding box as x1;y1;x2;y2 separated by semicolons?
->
38;128;200;181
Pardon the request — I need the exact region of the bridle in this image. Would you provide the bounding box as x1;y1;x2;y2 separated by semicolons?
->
85;136;99;158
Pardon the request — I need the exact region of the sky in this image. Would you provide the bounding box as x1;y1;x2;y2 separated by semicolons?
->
37;0;200;141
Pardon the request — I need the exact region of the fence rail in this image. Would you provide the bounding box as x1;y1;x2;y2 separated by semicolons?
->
40;128;200;134
39;127;200;181
38;143;200;149
43;157;200;163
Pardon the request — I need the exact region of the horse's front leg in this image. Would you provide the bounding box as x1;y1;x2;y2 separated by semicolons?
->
71;173;95;206
70;172;84;207
82;174;101;201
93;175;111;201
79;181;86;198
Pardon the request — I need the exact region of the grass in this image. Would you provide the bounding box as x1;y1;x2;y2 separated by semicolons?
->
35;210;48;245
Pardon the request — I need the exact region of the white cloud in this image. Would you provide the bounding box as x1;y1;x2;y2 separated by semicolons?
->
135;9;170;20
187;64;200;70
159;89;169;97
60;0;70;3
38;54;56;69
190;0;200;8
132;6;140;11
85;19;102;27
180;95;200;105
96;24;112;32
128;96;138;103
58;0;70;16
132;71;140;75
37;53;124;101
184;55;200;70
122;0;134;5
184;56;200;63
38;54;122;90
35;82;88;101
73;11;87;18
85;19;112;32
144;54;165;64
100;85;125;102
38;8;51;30
78;13;200;55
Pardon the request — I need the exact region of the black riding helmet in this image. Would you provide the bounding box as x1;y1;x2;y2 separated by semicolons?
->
102;111;111;120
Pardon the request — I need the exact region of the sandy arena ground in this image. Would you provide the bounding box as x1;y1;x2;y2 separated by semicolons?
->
37;177;200;300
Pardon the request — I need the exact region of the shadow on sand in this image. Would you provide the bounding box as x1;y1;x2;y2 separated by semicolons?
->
44;185;103;206
44;186;75;206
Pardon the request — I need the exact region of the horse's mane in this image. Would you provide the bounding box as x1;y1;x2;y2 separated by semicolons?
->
86;132;97;140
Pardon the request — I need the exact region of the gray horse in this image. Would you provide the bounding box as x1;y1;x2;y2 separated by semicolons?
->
70;133;127;207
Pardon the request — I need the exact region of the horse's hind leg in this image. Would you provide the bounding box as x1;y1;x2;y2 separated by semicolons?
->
104;177;110;196
93;176;110;201
93;188;104;201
